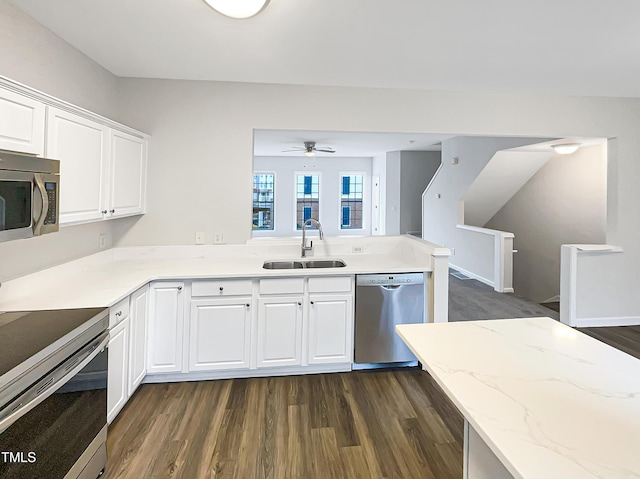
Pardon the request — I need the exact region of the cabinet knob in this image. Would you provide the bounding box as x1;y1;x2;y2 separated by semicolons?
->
219;287;224;291
310;301;315;305
115;311;122;317
101;210;107;214
246;303;250;308
110;209;115;214
178;286;183;291
297;302;302;306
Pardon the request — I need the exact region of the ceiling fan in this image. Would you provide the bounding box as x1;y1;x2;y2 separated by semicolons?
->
282;141;335;156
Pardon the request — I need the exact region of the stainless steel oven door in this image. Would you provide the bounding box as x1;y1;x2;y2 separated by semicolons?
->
0;332;108;479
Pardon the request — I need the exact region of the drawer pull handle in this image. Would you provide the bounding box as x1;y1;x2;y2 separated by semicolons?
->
115;311;122;317
219;287;224;291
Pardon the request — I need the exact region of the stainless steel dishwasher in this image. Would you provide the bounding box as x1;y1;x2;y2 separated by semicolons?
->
354;273;424;367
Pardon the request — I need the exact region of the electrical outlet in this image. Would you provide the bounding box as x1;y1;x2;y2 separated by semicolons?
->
352;246;363;253
451;247;455;255
195;232;205;245
214;233;224;244
99;234;106;250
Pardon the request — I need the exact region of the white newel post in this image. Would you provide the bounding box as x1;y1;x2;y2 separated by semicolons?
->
429;248;451;323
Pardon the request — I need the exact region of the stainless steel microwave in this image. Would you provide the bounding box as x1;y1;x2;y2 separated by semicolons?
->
0;151;60;242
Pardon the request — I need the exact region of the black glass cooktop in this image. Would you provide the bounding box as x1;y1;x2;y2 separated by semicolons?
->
0;308;107;378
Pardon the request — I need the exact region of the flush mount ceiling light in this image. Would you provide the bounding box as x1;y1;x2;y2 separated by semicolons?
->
203;0;270;19
552;143;580;155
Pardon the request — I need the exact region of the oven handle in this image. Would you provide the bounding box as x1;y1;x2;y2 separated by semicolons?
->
0;332;109;434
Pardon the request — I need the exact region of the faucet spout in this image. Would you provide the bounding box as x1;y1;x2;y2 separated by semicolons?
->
301;218;324;257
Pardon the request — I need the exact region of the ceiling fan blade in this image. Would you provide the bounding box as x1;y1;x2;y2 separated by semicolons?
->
281;148;305;152
315;148;335;153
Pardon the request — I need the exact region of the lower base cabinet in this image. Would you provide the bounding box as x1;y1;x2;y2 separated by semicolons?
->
147;282;185;374
257;296;303;368
307;293;353;364
189;297;252;371
107;316;129;424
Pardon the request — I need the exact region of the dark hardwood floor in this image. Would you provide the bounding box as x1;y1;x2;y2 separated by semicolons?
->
105;369;464;479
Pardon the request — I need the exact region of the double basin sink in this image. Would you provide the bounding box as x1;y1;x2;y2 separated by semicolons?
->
263;259;347;270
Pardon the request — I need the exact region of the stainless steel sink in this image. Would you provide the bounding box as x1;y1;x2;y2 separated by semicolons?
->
303;259;347;269
263;259;347;269
262;260;304;269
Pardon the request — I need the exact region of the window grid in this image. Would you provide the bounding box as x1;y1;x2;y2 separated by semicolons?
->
253;173;274;230
340;175;363;229
296;174;319;229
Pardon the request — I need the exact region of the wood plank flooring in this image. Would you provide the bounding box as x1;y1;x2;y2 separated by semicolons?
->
105;369;463;479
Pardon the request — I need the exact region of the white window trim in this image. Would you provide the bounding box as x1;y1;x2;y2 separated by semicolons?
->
252;171;276;235
293;171;322;232
338;171;367;230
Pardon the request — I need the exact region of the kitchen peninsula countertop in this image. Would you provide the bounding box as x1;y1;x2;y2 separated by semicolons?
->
397;317;640;479
0;235;449;312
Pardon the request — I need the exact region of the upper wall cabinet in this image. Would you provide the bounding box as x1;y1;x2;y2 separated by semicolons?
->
110;130;147;218
0;88;45;156
0;78;148;226
47;107;111;224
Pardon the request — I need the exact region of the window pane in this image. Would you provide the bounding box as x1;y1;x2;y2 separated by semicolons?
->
340;174;363;229
296;174;319;229
253;173;274;230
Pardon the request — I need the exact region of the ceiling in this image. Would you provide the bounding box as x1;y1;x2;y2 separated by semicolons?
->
8;0;640;98
253;130;454;157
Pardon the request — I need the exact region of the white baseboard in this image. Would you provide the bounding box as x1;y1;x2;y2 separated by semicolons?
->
573;316;640;328
143;363;352;383
449;264;494;289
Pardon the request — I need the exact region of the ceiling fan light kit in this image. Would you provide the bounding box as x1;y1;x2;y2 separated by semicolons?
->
282;141;336;156
203;0;270;19
552;143;581;155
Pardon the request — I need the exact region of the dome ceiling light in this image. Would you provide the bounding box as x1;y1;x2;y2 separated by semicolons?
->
552;143;581;155
203;0;270;19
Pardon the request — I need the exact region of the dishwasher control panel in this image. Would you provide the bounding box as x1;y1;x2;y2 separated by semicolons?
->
356;273;424;286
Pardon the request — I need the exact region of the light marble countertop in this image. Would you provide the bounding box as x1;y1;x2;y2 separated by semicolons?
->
0;235;445;312
397;317;640;479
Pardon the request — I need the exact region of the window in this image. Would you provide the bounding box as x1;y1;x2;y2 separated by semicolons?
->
296;174;319;229
340;174;363;229
252;173;274;230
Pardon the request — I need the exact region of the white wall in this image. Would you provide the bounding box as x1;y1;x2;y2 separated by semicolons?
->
0;0;121;282
372;153;386;235
486;144;607;302
384;151;402;235
399;151;441;234
252;156;372;237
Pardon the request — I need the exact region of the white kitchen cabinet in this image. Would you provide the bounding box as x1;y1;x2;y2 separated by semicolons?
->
46;107;110;224
307;293;353;364
148;282;185;374
109;130;147;218
128;285;149;396
107;315;130;424
0;87;45;155
189;297;252;371
257;296;303;368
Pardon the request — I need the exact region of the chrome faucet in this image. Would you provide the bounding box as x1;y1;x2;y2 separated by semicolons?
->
301;218;324;257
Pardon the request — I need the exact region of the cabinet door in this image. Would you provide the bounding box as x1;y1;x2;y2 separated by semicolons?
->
148;282;185;374
107;316;129;424
189;298;251;371
46;107;110;224
110;130;147;218
0;88;45;155
257;296;303;368
308;294;354;364
128;285;149;396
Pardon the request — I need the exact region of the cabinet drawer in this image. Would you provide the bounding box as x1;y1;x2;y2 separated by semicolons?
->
192;279;253;297
109;297;130;328
259;278;304;295
308;276;352;293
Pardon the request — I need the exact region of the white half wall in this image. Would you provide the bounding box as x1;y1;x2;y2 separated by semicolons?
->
0;0;121;282
252;156;372;237
486;144;607;302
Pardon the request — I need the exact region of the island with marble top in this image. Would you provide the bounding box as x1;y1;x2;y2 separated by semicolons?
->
396;317;640;479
